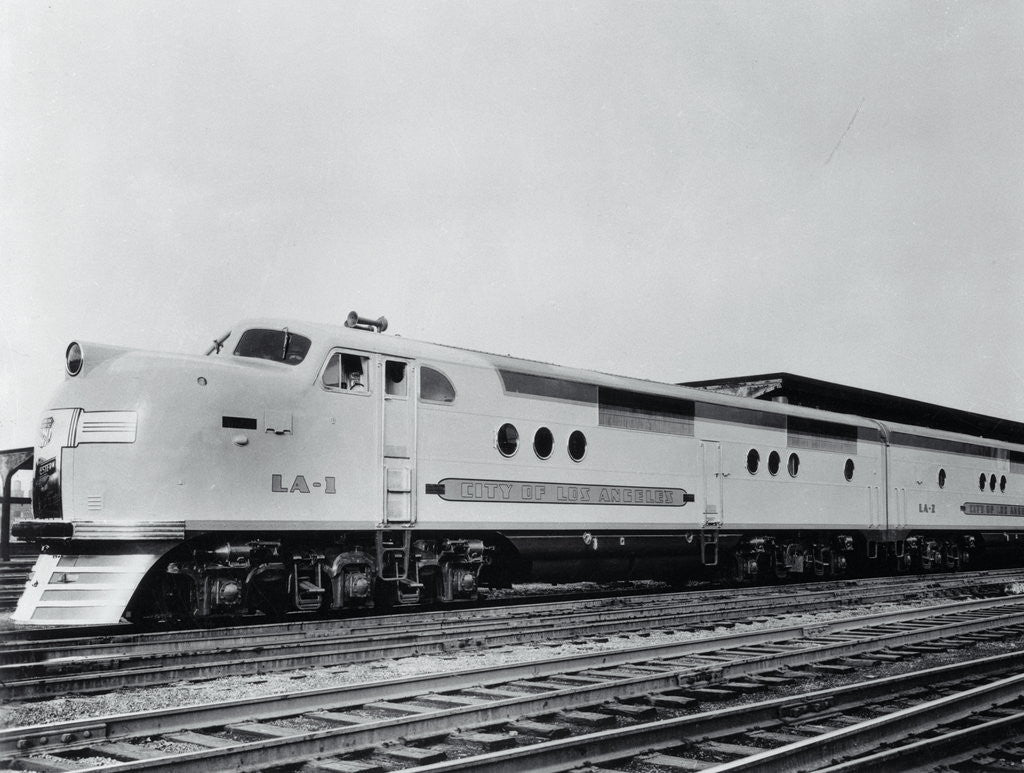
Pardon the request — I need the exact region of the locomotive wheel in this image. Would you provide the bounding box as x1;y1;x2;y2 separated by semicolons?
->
410;567;443;606
130;574;195;625
772;560;788;581
372;581;397;611
247;566;290;618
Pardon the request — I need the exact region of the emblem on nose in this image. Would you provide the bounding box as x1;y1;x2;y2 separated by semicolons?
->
39;416;54;448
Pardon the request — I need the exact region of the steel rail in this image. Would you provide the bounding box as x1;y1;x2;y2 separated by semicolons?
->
4;582;1018;702
0;570;981;666
700;671;1024;772
0;586;838;663
4;567;1018;648
2;566;1013;688
384;656;1024;773
61;611;1024;771
7;565;1003;647
816;709;1024;772
6;596;1024;770
0;583;745;645
3;578;1006;699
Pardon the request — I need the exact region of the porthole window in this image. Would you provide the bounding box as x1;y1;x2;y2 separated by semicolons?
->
1001;475;1007;493
979;473;987;491
788;453;800;477
533;427;554;459
568;430;587;462
497;423;519;457
938;469;946;489
990;473;997;492
844;458;855;481
746;449;760;474
768;451;781;476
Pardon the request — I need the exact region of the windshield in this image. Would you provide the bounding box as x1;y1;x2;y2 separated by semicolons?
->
233;328;312;365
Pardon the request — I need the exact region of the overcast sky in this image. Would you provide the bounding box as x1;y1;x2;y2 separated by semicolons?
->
1;2;1022;448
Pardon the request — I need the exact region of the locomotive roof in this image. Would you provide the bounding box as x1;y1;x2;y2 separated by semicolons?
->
230;318;862;417
680;372;1024;446
229;319;1024;451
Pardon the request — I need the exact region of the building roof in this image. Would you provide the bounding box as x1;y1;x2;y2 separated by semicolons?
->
679;372;1024;446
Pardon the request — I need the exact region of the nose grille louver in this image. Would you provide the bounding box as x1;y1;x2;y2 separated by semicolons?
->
75;412;138;444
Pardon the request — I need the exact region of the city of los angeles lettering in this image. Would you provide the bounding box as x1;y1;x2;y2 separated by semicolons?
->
433;478;692;506
962;502;1024;517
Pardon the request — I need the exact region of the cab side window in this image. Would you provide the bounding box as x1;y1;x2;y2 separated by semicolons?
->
385;360;408;397
420;366;456;403
322;352;370;393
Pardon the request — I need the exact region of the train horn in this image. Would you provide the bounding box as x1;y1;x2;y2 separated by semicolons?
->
345;311;388;333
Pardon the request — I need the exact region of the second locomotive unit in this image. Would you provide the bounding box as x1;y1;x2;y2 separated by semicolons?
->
13;312;1024;625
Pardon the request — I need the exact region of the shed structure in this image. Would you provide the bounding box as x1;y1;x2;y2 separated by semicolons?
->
679;373;1024;446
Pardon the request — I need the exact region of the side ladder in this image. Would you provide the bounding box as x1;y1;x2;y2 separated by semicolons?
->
700;522;720;567
374;529;423;603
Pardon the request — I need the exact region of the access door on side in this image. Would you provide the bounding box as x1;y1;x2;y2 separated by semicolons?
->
700;440;723;526
381;358;416;525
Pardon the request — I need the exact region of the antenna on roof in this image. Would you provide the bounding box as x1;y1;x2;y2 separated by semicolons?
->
205;331;232;355
346;311;388;333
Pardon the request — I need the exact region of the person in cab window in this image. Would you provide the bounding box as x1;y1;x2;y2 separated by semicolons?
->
347;368;366;392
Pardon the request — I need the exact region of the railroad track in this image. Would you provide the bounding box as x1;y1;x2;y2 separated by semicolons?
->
5;593;1024;771
395;639;1024;773
0;553;34;609
2;570;1018;700
822;695;1024;772
7;567;1018;646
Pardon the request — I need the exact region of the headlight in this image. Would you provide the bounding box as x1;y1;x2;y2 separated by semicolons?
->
66;342;83;377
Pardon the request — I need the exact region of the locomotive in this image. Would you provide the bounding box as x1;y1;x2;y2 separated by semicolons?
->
12;312;1024;625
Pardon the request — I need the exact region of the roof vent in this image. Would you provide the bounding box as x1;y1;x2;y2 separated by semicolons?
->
345;311;388;333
